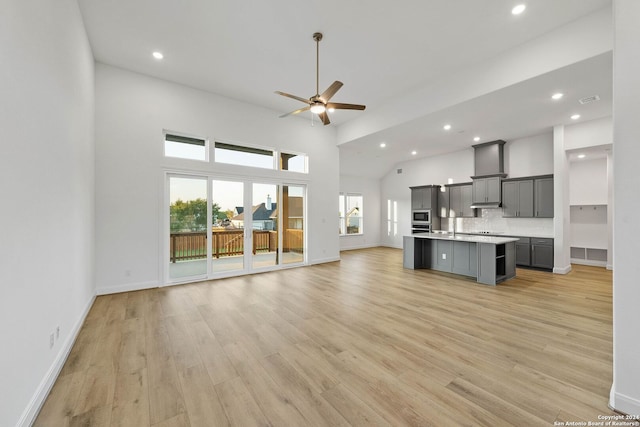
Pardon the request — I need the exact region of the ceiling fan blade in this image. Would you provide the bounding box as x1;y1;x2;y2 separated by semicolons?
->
318;111;331;125
279;106;311;118
275;91;311;105
326;102;366;111
319;81;343;103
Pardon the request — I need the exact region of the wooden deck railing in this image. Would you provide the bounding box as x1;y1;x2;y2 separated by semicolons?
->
170;229;301;262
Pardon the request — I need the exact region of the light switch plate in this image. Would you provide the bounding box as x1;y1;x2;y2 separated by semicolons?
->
442;253;446;260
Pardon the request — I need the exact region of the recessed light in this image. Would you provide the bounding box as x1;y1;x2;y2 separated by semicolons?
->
152;51;164;60
380;143;386;148
443;124;452;131
411;151;417;155
473;136;480;142
571;114;581;120
577;154;586;159
551;93;564;100
512;4;526;15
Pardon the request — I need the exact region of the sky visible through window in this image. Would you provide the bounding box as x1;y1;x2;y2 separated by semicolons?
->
171;177;303;215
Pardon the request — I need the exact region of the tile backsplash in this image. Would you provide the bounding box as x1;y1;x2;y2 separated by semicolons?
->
441;208;554;238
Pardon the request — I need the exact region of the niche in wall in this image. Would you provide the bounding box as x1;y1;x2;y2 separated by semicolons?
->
568;150;610;267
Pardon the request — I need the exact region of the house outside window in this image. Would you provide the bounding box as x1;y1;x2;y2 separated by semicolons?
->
339;193;363;235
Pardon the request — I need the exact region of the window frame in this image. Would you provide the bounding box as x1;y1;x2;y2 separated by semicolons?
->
339;192;364;236
163;131;209;162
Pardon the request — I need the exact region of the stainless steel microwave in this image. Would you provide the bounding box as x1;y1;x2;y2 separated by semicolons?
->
412;209;431;224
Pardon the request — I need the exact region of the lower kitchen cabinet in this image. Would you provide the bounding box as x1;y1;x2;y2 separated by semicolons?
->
531;238;554;270
431;240;453;272
514;237;531;266
510;236;553;271
452;241;478;277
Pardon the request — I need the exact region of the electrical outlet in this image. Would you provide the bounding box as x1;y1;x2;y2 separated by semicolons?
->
442;253;446;260
49;333;54;349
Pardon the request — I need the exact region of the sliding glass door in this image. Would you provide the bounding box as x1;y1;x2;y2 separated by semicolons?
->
251;183;279;269
211;179;245;275
282;184;305;265
166;174;306;284
168;175;208;281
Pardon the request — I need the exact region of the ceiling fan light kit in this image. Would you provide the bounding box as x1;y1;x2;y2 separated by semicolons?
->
276;32;366;125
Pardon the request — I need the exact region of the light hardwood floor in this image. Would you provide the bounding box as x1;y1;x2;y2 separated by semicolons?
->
35;247;615;426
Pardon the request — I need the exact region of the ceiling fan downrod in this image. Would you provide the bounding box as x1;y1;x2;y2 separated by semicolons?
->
313;32;323;97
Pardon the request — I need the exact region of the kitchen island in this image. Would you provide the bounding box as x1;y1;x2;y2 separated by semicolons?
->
403;232;519;285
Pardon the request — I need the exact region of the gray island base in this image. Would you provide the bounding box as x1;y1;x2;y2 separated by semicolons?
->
403;233;519;285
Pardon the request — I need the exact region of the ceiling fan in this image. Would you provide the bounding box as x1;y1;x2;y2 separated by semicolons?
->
276;32;366;125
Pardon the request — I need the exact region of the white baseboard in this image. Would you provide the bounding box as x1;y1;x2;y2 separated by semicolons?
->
609;388;640;417
310;256;341;265
340;242;381;252
382;243;403;250
18;294;96;427
571;258;608;268
96;280;159;296
607;263;614;270
553;264;572;274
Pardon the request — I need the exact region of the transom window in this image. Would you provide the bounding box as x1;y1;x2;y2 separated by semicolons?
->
164;133;208;161
164;133;308;173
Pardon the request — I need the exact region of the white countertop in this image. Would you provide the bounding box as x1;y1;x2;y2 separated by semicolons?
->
437;231;554;239
411;232;520;245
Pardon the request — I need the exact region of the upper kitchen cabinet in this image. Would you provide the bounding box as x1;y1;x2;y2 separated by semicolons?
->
410;185;439;210
502;174;553;218
438;186;449;218
535;176;554;218
470;140;506;208
472;176;502;205
502;179;534;217
447;183;476;217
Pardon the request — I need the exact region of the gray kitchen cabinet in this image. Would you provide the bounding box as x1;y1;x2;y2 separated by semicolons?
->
447;183;476;217
410;185;438;210
531;237;554;270
477;242;516;285
438;186;449;218
502;179;534;217
534;177;554;218
403;236;432;269
431;239;453;272
460;185;475;217
472;176;501;204
452;241;478;277
514;237;531;266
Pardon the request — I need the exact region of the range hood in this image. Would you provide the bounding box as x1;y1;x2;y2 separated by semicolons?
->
469;140;507;209
470;201;502;209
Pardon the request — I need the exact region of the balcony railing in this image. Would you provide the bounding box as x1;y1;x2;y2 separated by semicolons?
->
169;229;303;263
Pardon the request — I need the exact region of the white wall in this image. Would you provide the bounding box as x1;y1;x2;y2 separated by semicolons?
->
610;0;640;415
570;158;608;205
95;64;340;294
504;133;554;178
565;116;613;150
340;175;381;250
0;1;95;426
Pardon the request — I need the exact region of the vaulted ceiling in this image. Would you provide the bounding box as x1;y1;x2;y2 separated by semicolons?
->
77;0;613;177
